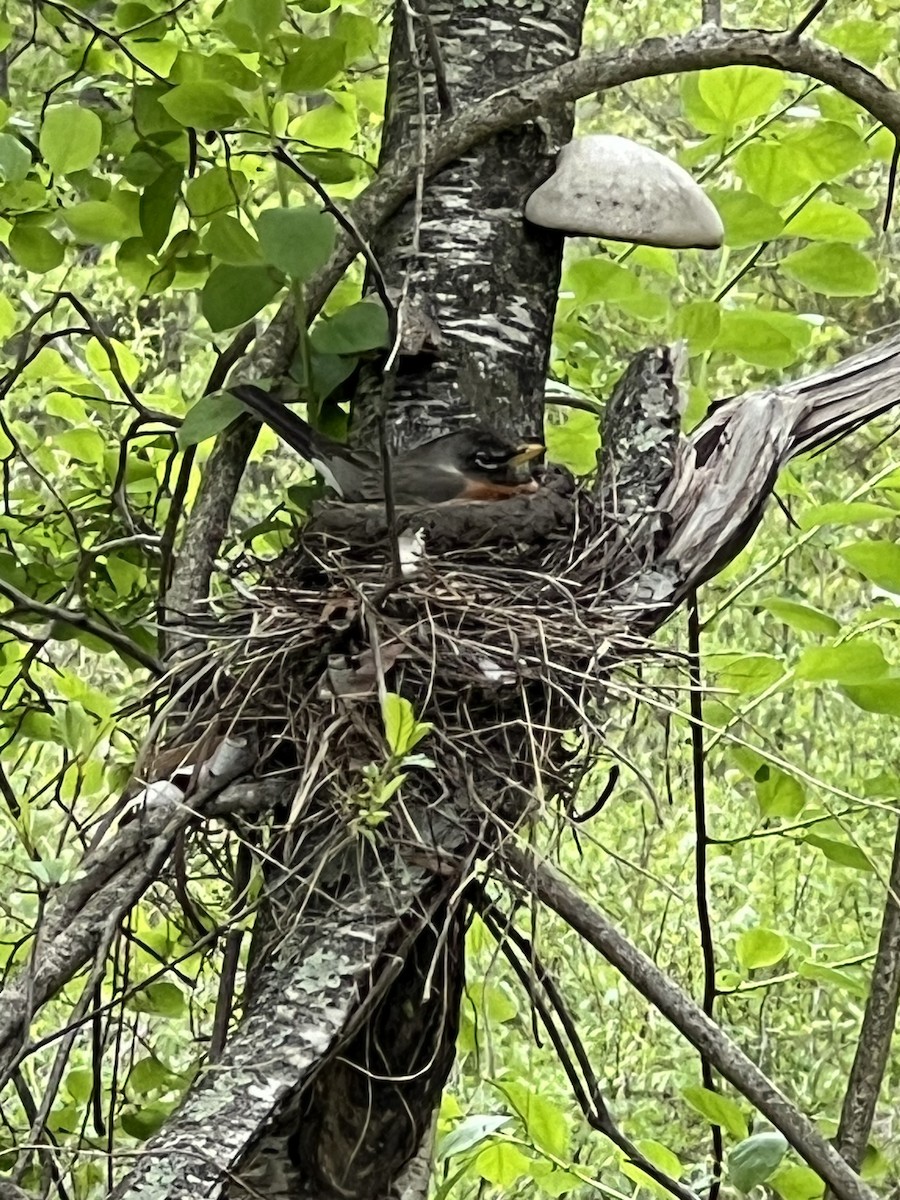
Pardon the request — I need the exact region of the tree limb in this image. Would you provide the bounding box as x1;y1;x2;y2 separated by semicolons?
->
173;24;900;607
503;845;880;1200
0;578;163;676
830;814;900;1179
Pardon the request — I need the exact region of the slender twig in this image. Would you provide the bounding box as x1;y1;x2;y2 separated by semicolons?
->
0;578;162;675
687;592;722;1199
410;0;453;114
787;0;831;42
475;890;702;1200
883;138;899;231
270;142;395;325
503;845;880;1200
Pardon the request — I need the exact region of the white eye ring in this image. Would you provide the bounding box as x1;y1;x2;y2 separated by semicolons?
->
474;451;503;470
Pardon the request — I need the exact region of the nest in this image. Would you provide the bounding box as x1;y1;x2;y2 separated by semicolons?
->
150;472;676;856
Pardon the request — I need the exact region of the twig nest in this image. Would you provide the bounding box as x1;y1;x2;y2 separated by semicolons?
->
525;134;724;250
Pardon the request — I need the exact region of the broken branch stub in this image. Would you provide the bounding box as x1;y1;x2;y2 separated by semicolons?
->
525;133;724;249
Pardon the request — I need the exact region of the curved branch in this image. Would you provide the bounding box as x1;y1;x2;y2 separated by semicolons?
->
181;24;900;607
0;579;162;676
307;25;900;327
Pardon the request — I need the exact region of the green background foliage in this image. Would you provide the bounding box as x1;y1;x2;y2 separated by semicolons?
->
2;0;900;1196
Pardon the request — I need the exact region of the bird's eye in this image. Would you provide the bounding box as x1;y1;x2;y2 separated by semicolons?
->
473;450;506;471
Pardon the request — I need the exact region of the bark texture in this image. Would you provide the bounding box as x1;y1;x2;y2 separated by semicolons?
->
353;0;588;449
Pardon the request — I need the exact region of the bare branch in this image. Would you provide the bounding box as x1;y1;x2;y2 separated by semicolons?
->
503;845;880;1200
0;772;276;1080
831;815;900;1176
0;578;162;677
788;0;831;43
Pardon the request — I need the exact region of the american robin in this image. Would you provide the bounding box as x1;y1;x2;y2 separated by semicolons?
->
230;384;545;505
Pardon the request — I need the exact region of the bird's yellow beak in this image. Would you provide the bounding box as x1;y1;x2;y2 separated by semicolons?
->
509;442;545;466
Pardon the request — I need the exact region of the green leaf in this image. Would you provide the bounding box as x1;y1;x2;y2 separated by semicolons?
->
437;1115;511;1161
201;213;263;264
783;201;872;244
186;167;246;224
140;162;183;252
9;224;64;272
64;1067;94;1103
735;143;809;205
841;679;900;717
464;980;518;1024
714;310;811;369
473;1142;533;1188
672;299;720;355
0;133;32;183
709;188;783;248
729;1133;788;1192
381;693;431;756
254;206;336;281
332;12;379;63
40;104;102;175
223;0;283;44
795;640;889;684
290;101;356;149
839;539;900;591
56;427;106;464
772;1164;826;1200
309;351;358;403
781;244;879;297
116;237;156;291
61;200;129;244
544;410;600;475
159;82;247;129
121;1100;176;1140
282;35;346;92
755;766;805;819
736;928;788;971
178;392;245;447
804;834;874;871
824;18;892;66
706;652;784;694
799;501;896;529
502;1083;568;1157
297;149;361;184
310;301;388;354
682;1086;748;1140
758;597;839;636
694;67;784;135
784;122;870;183
621;1140;684;1195
797;959;868;999
201;264;283;331
128;980;185;1016
564;258;667;320
128;1056;182;1096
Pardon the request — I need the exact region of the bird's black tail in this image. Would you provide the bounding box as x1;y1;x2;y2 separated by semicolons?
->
229;384;342;462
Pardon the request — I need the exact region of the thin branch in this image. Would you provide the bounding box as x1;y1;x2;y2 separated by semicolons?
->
475;889;701;1200
788;0;831;43
503;845;880;1200
831;815;900;1175
0;579;162;676
687;592;722;1200
701;0;722;24
410;0;453;114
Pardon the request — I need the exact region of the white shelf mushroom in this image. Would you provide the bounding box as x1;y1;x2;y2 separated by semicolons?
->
525;134;724;250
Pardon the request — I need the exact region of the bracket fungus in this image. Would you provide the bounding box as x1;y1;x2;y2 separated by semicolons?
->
525;134;724;250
